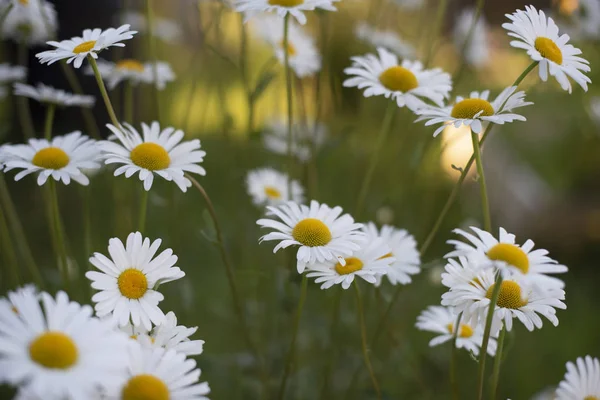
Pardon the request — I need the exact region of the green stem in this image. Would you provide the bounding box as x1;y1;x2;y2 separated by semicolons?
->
138;189;148;233
424;0;448;67
239;13;253;134
60;61;102;139
470;130;491;231
490;326;506;400
0;201;20;288
124;81;134;123
450;312;463;400
283;14;294;198
318;288;342;400
82;185;92;296
48;181;70;292
354;281;381;399
16;44;35;139
88;55;120;127
453;0;486;84
145;0;162;122
44;104;55;140
477;273;503;400
277;274;308;400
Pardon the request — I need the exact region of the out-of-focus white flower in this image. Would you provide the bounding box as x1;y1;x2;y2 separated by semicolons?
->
121;11;183;43
235;0;339;25
453;9;490;68
590;97;600;125
262;119;327;162
84;59;175;90
0;64;26;99
355;22;415;59
13;83;95;107
0;0;57;45
560;0;600;40
246;167;304;206
390;0;424;10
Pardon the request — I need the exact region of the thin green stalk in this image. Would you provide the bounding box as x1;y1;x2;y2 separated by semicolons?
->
44;104;55;140
283;14;294;197
239;13;253;134
490;326;506;400
477;273;503;400
424;0;448;67
16;44;35;139
450;312;463;400
82;185;92;296
355;102;396;217
353;281;381;399
0;202;20;288
470;130;491;231
88;55;120;127
48;181;70;291
138;189;148;233
145;0;162;121
277;274;308;400
318;288;342;400
124;81;134;123
60;62;102;139
453;0;486;84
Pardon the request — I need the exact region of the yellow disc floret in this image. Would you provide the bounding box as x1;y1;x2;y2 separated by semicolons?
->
335;257;364;275
486;243;530;274
486;280;528;309
116;59;145;72
451;99;495;119
292;218;332;247
268;0;304;6
446;323;474;338
32;147;70;170
19;0;29;5
278;41;297;56
29;331;78;369
534;37;563;65
264;186;282;199
379;66;419;93
117;269;148;300
73;40;96;54
122;374;170;400
130;143;171;171
584;397;600;400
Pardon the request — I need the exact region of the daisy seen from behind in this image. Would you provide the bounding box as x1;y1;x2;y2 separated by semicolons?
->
84;59;175;90
86;231;185;330
555;355;600;400
415;86;532;137
415;305;497;356
99;121;206;192
121;11;183;43
1;0;57;45
236;0;338;25
262;118;327;162
502;5;591;93
257;200;366;273
0;289;130;399
14;82;95;107
343;47;452;111
0;131;101;186
246;167;304;206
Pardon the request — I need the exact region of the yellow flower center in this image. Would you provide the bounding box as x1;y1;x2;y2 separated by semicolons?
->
379;66;419;93
584;397;600;400
19;0;29;5
451;98;495;119
335;257;364;275
486;281;528;309
268;0;304;6
534;37;563;65
486;243;530;274
264;186;282;199
32;147;70;170
73;40;97;54
278;40;297;56
122;374;170;400
29;331;78;369
292;218;332;247
446;323;474;338
117;269;148;300
378;252;393;260
130;143;171;171
116;59;146;72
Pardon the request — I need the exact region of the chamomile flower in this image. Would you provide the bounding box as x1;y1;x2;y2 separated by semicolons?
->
453;8;490;68
121;11;183;43
362;222;421;285
262;119;327;162
36;25;137;68
0;64;26;84
86;232;185;331
441;256;480;290
0;131;101;186
13;83;95;107
556;356;600;400
355;22;416;59
343;47;452;111
306;238;393;289
246;167;304;206
144;311;205;356
441;268;566;332
415;86;532;137
84;59;175;90
0;284;37;312
1;0;57;45
502;5;591;93
99;122;207;192
257;200;366;273
415;305;497;356
236;0;338;25
445;226;568;288
0;289;130;399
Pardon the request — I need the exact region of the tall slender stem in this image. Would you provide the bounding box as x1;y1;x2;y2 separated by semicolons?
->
450;312;463;400
283;14;294;198
138;189;148;233
124;81;134;123
16;44;35;139
277;274;308;400
354;281;381;399
60;62;101;139
145;0;161;122
0;202;20;288
239;13;253;134
490;326;506;400
48;181;70;291
44;104;55;140
82;185;92;296
318;288;342;400
88;56;120;127
477;274;503;400
453;0;486;84
424;0;448;67
470;130;491;231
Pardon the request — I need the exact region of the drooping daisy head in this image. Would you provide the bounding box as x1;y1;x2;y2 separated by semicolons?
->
84;59;176;90
355;22;416;60
453;8;490;68
86;232;185;330
13;82;95;107
246;167;304;206
362;222;421;286
555;355;600;400
36;24;137;68
0;131;101;186
236;0;339;25
502;5;591;93
0;289;130;399
415;86;533;137
1;0;57;45
257;200;366;273
415;305;497;356
343;47;452;112
262;118;327;162
100;122;207;192
445;226;568;289
306;237;393;289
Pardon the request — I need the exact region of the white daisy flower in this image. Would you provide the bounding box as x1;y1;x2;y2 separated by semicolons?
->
0;131;101;186
362;222;421;286
441;256;481;290
0;64;26;84
84;59;175;90
565;0;600;40
343;47;453;112
13;82;95;107
453;8;490;68
235;0;338;25
445;226;568;289
257;200;366;273
415;86;533;137
86;232;186;331
99;122;207;192
502;5;591;93
107;344;210;400
1;0;57;45
35;24;137;68
246;167;304;207
556;355;600;400
0;289;130;399
306;238;393;289
415;305;497;356
144;311;205;357
441;267;567;333
121;11;183;43
262;119;327;162
254;15;321;78
0;284;37;313
355;22;416;60
390;0;424;10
